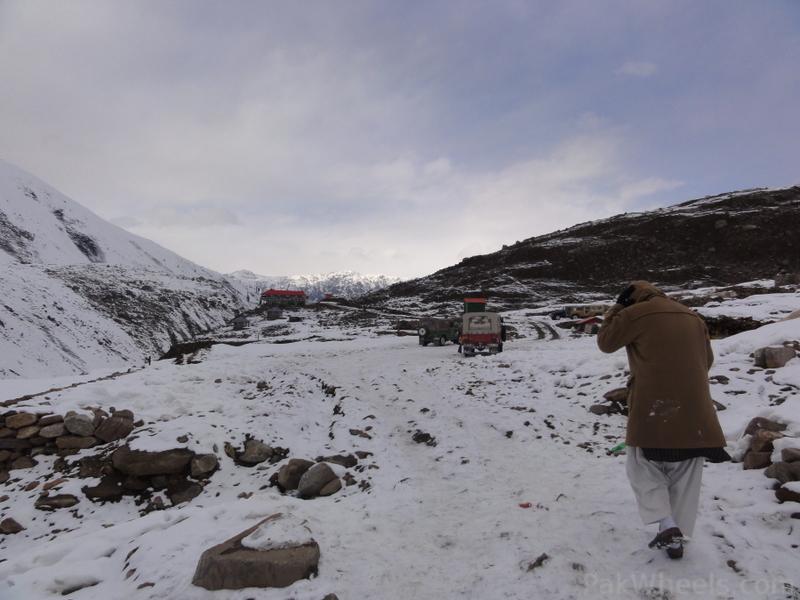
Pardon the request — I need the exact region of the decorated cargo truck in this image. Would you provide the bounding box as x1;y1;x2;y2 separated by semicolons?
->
460;311;506;356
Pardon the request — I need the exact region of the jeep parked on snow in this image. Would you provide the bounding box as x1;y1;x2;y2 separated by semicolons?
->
460;312;506;356
418;318;461;346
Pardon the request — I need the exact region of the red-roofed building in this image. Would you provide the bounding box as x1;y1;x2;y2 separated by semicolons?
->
259;289;307;307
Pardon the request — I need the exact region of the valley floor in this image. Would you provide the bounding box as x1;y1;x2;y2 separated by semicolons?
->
1;309;799;599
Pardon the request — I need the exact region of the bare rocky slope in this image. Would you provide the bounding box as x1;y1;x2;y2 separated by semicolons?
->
362;186;800;311
0;160;246;378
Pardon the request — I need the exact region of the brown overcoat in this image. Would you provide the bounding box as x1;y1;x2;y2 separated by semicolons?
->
597;281;726;448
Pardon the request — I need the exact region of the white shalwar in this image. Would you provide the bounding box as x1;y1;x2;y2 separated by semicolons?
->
625;446;705;537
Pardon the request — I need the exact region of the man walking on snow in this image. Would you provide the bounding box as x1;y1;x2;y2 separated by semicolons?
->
597;281;729;559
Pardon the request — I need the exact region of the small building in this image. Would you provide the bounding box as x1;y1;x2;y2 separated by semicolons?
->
266;308;283;321
231;315;249;331
260;289;307;307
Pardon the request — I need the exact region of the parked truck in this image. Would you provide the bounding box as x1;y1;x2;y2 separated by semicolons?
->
418;317;461;346
460;312;506;356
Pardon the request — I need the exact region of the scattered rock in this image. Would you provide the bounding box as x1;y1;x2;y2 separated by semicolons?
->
743;451;772;470
754;346;797;369
764;462;800;484
83;475;125;502
709;375;730;384
238;439;273;466
589;404;611;416
6;412;37;429
348;428;372;439
0;517;24;534
191;514;320;590
10;456;37;470
35;494;79;510
712;400;727;411
526;553;550;571
277;459;314;491
317;454;357;468
602;388;628;403
782;448;800;463
776;486;800;503
749;430;784;453
744;417;787;436
64;413;95;437
112;445;194;477
94;415;134;443
298;463;338;499
191;454;219;479
167;479;203;505
412;430;437;446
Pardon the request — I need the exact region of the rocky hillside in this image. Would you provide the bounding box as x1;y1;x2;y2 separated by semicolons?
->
363;186;800;310
0;159;246;378
227;270;401;301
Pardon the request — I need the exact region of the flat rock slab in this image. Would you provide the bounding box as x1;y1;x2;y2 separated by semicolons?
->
192;514;319;590
112;445;194;477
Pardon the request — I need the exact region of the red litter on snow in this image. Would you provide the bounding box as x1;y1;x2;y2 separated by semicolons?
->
518;502;532;509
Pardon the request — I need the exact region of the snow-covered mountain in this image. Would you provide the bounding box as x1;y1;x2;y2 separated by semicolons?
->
0;159;245;378
227;269;401;301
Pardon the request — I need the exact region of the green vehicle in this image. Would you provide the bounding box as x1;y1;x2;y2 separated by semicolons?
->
418;318;461;346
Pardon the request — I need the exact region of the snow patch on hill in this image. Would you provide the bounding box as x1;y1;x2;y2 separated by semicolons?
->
0;159;245;377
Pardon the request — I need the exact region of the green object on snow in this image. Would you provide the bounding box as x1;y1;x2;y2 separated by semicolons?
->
609;442;627;455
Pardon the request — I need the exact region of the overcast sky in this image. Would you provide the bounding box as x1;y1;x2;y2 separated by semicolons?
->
1;1;798;279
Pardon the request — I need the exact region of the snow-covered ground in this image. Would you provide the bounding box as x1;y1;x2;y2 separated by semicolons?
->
1;296;799;599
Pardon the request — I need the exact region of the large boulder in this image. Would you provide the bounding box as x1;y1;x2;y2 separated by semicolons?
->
298;463;338;499
277;459;314;491
94;415;134;443
192;514;319;590
237;439;273;466
6;412;37;430
111;445;194;477
191;454;219;479
754;346;797;369
64;413;95;437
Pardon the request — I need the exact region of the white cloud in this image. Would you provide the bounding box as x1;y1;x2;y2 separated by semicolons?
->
617;61;658;77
